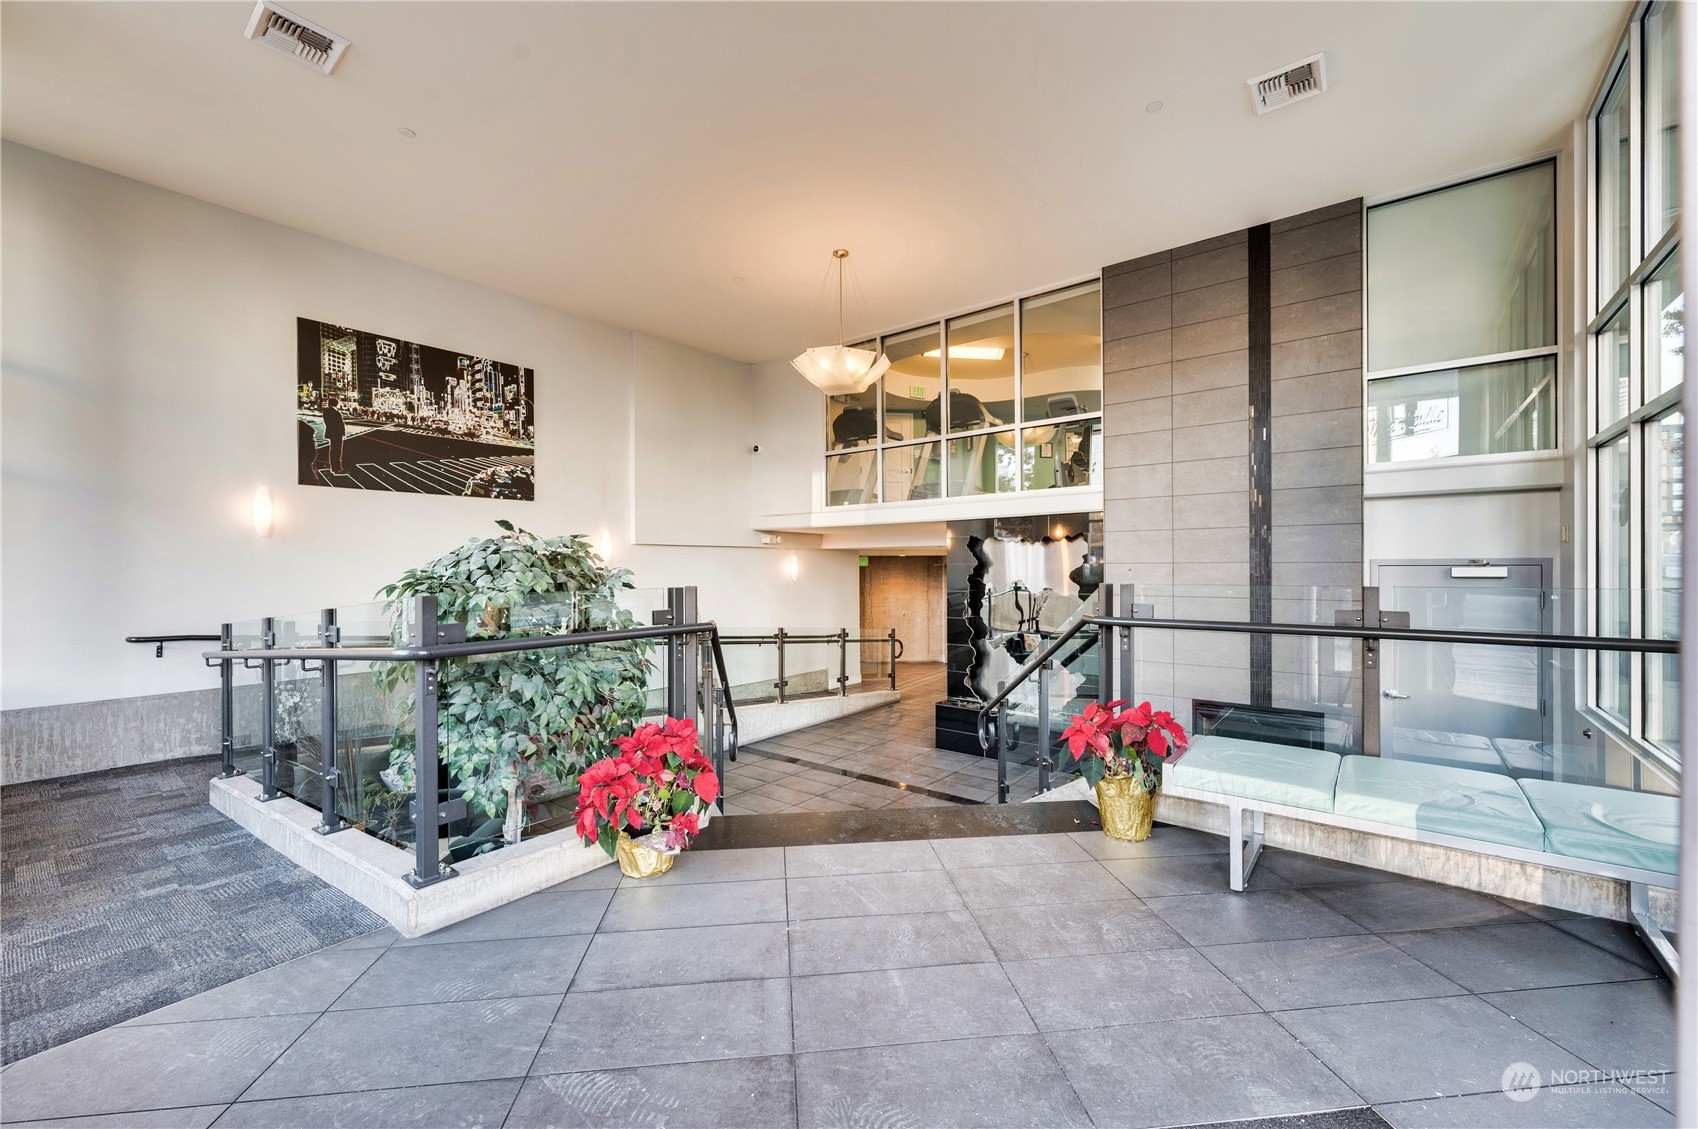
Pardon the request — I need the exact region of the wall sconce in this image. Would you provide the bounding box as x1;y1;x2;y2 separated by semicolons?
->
252;485;273;538
597;530;614;560
786;552;800;582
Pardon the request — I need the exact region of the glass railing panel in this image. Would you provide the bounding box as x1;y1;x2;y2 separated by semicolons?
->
228;618;266;780
614;587;669;627
1120;585;1362;753
269;611;326;807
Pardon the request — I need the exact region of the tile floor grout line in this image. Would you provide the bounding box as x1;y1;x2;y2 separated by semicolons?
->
783;845;801;1129
217;1074;531;1118
1469;979;1676;1078
499;881;615;1125
740;747;980;805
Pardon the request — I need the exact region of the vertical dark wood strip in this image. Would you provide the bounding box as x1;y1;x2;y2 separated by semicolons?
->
1247;223;1273;707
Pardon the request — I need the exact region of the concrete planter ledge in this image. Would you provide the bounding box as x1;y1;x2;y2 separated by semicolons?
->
210;774;616;938
733;689;899;746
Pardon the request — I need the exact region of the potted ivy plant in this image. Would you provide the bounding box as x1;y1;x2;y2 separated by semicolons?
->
374;521;652;858
576;716;719;878
1060;700;1188;841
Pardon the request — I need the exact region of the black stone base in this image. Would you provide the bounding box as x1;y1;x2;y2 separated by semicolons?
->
935;698;989;756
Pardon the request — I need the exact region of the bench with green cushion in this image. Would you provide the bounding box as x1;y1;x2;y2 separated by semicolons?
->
1165;737;1341;813
1517;778;1679;876
1158;734;1678;977
1333;755;1547;852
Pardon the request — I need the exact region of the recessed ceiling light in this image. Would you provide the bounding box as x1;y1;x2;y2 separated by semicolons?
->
1145;101;1164;113
397;127;416;138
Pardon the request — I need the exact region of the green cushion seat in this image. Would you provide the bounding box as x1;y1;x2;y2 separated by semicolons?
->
1517;779;1679;876
1334;755;1545;852
1165;736;1342;813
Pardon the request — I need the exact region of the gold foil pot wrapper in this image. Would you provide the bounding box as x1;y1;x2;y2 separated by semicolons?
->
1096;776;1157;842
615;832;677;878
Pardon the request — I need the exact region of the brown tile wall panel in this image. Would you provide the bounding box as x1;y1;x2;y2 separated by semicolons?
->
1265;199;1363;736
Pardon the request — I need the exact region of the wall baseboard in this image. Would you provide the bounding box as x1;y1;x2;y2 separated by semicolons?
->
2;687;219;785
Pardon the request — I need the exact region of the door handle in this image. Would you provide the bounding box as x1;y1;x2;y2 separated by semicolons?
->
1382;689;1410;700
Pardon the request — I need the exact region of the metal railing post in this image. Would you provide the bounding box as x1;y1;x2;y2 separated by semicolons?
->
1098;584;1116;706
1119;588;1135;703
705;638;725;811
888;629;898;691
994;679;1009;804
1036;660;1054;795
663;587;698;723
774;628;788;703
218;623;238;778
258;617;278;801
837;629;850;697
315;608;342;835
407;594;454;887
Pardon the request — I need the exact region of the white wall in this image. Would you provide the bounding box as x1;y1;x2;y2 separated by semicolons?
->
1364;490;1564;571
1;142;860;713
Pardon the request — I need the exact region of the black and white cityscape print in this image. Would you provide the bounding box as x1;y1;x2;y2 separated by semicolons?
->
296;319;535;499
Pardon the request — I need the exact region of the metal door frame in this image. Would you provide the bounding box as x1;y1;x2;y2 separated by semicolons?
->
1370;557;1554;755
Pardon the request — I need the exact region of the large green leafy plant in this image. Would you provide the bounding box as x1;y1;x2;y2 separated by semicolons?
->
375;521;653;828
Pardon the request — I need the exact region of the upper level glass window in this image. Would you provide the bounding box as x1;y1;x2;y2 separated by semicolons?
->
882;326;941;444
1367;162;1556;372
1022;282;1104;421
824;280;1102;506
945;305;1016;432
1585;7;1683;768
1597;64;1633;302
1365;161;1558;465
1643;0;1680;249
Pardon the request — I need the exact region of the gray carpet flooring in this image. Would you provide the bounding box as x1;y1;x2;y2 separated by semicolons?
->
1;755;385;1064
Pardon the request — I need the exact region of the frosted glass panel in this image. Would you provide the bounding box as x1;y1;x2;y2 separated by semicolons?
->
1368;163;1555;371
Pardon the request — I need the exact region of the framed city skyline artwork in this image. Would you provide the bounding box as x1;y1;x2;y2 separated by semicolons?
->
296;318;535;500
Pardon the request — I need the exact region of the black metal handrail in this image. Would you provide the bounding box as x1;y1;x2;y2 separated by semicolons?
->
126;633;221;658
1094;615;1681;654
976;608;1683;802
716;627;903;701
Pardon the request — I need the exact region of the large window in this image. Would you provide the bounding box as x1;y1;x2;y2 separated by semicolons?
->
1365;161;1559;464
823;280;1102;506
1587;1;1682;764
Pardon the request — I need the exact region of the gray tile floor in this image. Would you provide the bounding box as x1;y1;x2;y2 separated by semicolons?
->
725;663;1063;814
0;828;1676;1128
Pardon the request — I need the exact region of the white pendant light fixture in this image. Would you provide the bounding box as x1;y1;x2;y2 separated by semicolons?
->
791;249;890;396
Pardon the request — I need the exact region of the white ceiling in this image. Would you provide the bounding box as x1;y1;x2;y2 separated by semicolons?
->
1;1;1627;364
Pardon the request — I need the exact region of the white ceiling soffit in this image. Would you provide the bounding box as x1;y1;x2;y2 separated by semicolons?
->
0;1;1627;364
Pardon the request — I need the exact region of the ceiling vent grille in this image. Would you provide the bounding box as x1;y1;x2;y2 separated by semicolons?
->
243;1;349;75
1249;53;1327;115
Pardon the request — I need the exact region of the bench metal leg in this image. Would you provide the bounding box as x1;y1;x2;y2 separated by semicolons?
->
1228;804;1265;892
1629;881;1679;981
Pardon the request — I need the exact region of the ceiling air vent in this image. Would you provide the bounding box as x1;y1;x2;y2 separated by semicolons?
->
243;1;350;75
1249;53;1327;115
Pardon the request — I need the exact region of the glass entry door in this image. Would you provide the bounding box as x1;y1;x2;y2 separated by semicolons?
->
1377;561;1550;770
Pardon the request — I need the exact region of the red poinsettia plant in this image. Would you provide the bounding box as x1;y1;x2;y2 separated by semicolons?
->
1060;700;1189;794
575;716;720;858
